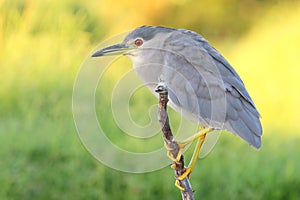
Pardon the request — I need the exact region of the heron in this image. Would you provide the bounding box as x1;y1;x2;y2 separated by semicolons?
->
92;25;262;190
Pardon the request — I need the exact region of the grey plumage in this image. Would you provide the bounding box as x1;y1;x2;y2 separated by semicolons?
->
93;25;262;149
124;26;174;42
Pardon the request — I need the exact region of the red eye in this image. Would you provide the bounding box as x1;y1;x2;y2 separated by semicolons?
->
134;39;143;47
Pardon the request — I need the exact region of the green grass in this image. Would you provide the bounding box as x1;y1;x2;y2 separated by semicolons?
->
1;112;300;199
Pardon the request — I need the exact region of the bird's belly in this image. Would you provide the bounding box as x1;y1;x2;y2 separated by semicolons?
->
132;62;213;126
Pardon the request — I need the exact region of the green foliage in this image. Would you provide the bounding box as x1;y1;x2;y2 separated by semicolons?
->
0;0;107;118
1;117;300;199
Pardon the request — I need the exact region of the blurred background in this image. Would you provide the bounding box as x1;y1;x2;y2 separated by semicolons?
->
1;0;300;199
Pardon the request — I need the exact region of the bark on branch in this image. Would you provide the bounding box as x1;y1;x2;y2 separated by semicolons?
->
155;82;194;200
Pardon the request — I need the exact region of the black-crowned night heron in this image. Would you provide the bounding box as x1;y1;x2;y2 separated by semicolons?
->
92;25;262;189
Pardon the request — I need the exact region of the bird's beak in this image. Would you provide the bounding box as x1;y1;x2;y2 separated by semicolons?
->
91;43;132;57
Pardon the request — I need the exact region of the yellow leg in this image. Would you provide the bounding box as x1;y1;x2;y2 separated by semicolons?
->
164;126;214;191
164;127;213;163
185;133;207;179
176;127;212;181
179;127;212;148
188;133;206;173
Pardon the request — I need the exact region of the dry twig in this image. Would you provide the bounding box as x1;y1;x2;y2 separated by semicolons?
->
155;83;194;200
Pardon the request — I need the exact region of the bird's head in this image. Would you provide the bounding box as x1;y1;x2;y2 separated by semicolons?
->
92;26;175;61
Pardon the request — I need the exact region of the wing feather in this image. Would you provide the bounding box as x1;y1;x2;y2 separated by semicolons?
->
163;29;262;148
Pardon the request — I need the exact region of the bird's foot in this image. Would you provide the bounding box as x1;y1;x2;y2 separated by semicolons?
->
171;165;192;180
175;180;185;191
164;141;183;162
171;166;192;191
178;167;192;180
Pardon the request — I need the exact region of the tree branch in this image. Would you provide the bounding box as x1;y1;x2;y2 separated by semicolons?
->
155;82;194;200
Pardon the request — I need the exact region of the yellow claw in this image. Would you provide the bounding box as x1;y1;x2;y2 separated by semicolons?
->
177;167;191;181
164;142;183;162
164;142;172;150
164;127;213;164
164;126;215;191
173;167;192;191
175;180;185;191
